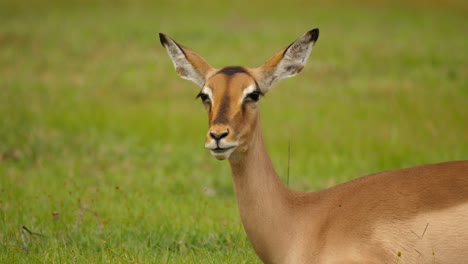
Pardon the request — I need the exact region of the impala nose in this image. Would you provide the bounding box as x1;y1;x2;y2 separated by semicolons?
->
209;129;229;141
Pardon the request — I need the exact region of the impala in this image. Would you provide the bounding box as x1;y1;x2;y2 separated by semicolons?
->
159;29;468;263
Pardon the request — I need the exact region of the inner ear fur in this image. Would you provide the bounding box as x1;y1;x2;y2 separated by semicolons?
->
159;33;216;87
252;28;319;92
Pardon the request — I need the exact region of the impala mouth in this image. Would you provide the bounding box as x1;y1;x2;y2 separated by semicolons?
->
212;146;235;153
206;144;237;160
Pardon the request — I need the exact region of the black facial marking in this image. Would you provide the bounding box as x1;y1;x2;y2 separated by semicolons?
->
159;33;167;46
212;96;230;125
308;28;319;42
159;33;187;57
217;66;249;76
196;92;210;104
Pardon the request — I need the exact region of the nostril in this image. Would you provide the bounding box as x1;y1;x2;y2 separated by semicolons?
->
210;129;229;140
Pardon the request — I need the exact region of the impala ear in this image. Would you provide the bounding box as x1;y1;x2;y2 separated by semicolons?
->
253;28;319;92
159;33;216;87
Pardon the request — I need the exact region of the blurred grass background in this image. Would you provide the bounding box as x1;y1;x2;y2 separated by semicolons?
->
0;0;467;262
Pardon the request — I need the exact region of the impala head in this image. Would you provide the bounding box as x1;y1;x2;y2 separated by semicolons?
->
160;29;319;160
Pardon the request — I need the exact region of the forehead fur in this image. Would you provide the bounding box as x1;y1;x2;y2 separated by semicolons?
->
217;66;249;76
206;68;256;96
207;71;257;126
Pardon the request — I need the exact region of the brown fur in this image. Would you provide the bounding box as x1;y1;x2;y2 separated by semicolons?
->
160;30;468;263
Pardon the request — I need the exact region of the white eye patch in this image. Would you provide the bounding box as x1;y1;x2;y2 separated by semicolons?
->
202;86;214;102
240;84;256;103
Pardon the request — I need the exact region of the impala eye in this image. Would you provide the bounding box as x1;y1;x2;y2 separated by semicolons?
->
244;91;262;102
196;92;211;104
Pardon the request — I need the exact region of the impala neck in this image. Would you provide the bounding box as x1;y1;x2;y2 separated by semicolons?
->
228;121;297;263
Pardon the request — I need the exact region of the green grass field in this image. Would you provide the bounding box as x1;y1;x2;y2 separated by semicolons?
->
1;0;467;262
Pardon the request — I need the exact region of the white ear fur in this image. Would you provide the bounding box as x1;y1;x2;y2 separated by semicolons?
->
255;28;319;92
159;33;214;87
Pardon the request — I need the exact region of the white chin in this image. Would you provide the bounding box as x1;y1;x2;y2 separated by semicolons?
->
210;148;235;160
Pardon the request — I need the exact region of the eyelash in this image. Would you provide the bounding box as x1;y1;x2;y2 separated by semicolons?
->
244;91;262;102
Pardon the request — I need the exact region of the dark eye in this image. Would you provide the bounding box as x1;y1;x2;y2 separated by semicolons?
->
197;92;211;104
245;91;262;102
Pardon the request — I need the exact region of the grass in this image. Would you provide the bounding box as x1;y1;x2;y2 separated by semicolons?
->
0;0;467;262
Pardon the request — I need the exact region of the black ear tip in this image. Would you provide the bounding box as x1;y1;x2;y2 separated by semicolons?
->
159;33;167;47
308;28;319;42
